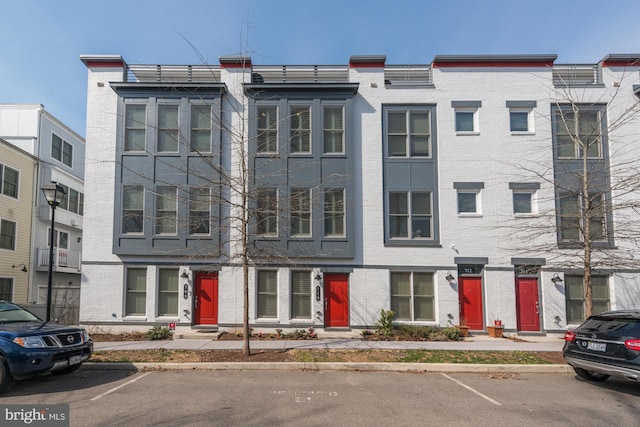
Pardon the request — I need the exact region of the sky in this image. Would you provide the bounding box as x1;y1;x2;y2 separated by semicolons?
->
2;0;640;137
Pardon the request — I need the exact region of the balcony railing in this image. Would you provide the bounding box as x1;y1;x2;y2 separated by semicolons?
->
37;248;82;272
251;65;350;83
384;65;433;87
126;64;222;83
553;64;602;87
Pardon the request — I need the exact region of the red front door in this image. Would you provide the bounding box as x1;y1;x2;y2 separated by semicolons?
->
324;274;349;328
516;277;540;331
459;277;483;330
194;272;218;325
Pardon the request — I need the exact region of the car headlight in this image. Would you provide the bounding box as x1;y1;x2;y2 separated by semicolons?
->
13;336;47;348
82;330;91;342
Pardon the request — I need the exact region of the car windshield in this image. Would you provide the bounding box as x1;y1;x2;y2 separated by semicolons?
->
581;316;640;338
0;304;41;323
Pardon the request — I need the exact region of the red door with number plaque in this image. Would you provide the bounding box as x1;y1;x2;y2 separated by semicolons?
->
194;272;218;325
324;274;349;328
459;277;483;330
516;277;540;331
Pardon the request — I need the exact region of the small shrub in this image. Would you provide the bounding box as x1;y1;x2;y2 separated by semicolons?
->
144;326;172;341
376;309;395;336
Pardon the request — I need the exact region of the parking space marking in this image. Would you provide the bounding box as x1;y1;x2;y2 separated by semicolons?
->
440;373;501;406
90;372;152;401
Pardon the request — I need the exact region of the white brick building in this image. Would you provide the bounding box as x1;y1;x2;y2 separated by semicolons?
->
79;53;640;335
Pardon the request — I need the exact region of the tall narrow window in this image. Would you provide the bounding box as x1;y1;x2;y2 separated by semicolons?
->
123;186;144;234
126;268;146;316
389;192;408;238
323;106;344;153
290;106;311;153
290;189;311;237
257;188;277;236
189;187;210;235
291;271;311;319
68;189;80;214
157;105;179;152
190;105;212;153
158;269;179;316
324;189;345;237
0;278;12;302
78;192;84;216
156;186;177;235
125;105;146;152
257;106;278;153
0;219;16;250
1;165;19;198
558;194;580;242
57;184;69;211
257;270;277;318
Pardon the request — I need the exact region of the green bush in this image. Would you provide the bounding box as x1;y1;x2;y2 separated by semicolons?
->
144;326;172;341
376;309;395;336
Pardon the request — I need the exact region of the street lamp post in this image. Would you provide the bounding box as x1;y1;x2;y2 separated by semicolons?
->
41;183;66;322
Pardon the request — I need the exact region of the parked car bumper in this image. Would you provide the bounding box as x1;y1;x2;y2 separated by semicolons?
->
564;355;640;382
5;344;93;379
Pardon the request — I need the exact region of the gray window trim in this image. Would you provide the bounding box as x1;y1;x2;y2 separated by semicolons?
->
455;257;489;265
506;101;537;108
511;258;546;266
451;101;482;108
454;182;484;190
509;182;540;190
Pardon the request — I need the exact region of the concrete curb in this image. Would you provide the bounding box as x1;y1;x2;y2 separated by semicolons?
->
84;362;572;374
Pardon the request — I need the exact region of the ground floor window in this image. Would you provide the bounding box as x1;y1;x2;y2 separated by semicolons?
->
0;278;12;301
291;271;311;319
158;269;179;316
126;268;147;316
257;270;277;318
565;275;609;323
390;272;435;321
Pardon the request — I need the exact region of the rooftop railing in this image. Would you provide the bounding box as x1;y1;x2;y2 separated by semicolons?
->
251;65;350;83
552;64;602;87
126;64;222;83
384;65;433;87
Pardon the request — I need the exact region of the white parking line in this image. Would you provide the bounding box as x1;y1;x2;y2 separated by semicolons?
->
90;372;152;401
440;373;502;406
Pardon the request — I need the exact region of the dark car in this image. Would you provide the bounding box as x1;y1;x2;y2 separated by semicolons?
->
0;302;92;393
563;309;640;383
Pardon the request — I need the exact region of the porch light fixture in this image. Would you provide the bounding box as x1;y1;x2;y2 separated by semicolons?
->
12;264;28;273
181;271;190;279
42;182;66;322
551;273;563;284
445;272;455;282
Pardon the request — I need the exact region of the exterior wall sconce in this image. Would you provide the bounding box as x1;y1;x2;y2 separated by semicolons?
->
315;273;322;301
12;264;28;273
551;273;563;284
445;272;455;282
180;270;190;279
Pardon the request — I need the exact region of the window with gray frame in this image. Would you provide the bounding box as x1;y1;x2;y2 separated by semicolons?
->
52;134;73;167
190;104;212;153
457;191;478;214
387;110;430;157
257;270;277;318
290;106;311;153
452;101;481;133
565;275;609;323
124;105;146;152
290;189;311;237
554;107;602;159
390;272;435;321
324;189;345;237
0;164;19;199
157;105;180;152
389;191;432;239
510;111;529;132
189;187;210;235
126;268;146;316
158;269;179;316
559;193;606;242
510;182;539;215
123;185;144;234
257;106;278;153
291;271;311;319
155;186;177;235
323;106;344;154
0;219;16;251
0;278;12;301
257;188;277;236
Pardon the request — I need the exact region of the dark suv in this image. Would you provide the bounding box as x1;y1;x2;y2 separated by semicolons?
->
563;310;640;383
0;302;93;393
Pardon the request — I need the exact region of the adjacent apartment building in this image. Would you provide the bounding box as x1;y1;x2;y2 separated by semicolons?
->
0;105;85;323
79;53;640;335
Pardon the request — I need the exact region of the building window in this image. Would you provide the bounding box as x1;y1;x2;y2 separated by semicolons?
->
565;275;609;323
323;106;344;154
506;101;536;133
57;184;69;211
324;189;345;237
125;268;147;316
290;106;311;153
0;219;16;251
391;272;435;321
559;193;606;242
157;105;179;152
389;192;432;239
0;278;12;301
513;193;533;214
190;104;212;153
156;186;177;235
48;230;69;249
452;101;481;134
123;185;144;234
0;164;19;199
189;187;210;235
291;271;311;319
52;134;73;167
257;106;278;153
457;191;479;214
257;270;277;318
387;110;430;157
257;188;277;236
158;269;179;316
290;189;311;237
554;107;602;159
125;104;147;152
68;189;79;214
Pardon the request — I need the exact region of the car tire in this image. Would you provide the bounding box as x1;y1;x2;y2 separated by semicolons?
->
0;356;14;394
573;367;610;382
51;363;82;375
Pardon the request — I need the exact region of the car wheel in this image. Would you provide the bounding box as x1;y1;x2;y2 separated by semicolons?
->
51;363;82;375
573;367;610;382
0;357;14;394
